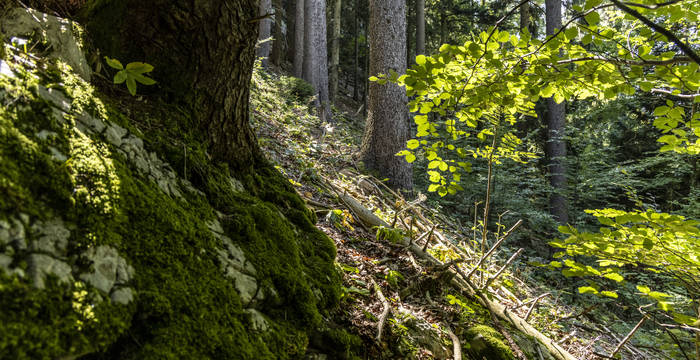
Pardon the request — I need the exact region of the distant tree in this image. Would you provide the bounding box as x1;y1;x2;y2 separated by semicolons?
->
271;0;284;66
416;0;425;56
303;0;332;122
544;0;568;225
257;0;273;67
359;0;412;190
330;0;342;101
294;0;305;77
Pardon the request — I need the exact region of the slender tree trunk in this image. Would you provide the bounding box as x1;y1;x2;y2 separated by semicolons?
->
330;0;341;101
83;0;260;170
416;0;425;55
545;0;568;225
520;0;530;33
295;0;305;77
271;0;284;66
353;2;360;100
406;0;414;66
257;0;273;67
286;0;296;63
360;0;412;190
313;0;332;122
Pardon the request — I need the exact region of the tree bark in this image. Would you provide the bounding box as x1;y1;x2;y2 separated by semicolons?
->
302;0;332;122
520;0;530;33
416;0;425;55
353;1;360;100
271;0;284;66
330;0;342;101
294;0;305;77
83;0;261;170
360;0;412;190
286;0;296;63
545;0;568;225
257;0;273;67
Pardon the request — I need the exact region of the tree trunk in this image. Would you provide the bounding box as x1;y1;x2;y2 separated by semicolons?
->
416;0;425;55
406;0;414;66
330;0;341;101
520;0;530;33
271;0;284;66
286;0;296;63
303;0;332;122
353;2;360;100
294;0;305;77
545;0;568;225
257;0;273;67
360;0;412;190
83;0;260;170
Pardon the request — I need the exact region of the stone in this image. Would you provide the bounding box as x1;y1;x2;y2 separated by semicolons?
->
27;253;74;289
229;177;245;192
30;218;70;254
0;8;91;80
244;309;269;332
104;125;127;147
49;146;68;162
229;269;259;304
36;85;71;112
78;112;106;133
0;219;10;245
217;236;257;275
110;287;134;305
0;253;13;271
80;245;133;294
36;130;58;140
9;218;26;250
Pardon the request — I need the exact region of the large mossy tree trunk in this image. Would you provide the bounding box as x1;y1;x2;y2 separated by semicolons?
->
81;0;261;171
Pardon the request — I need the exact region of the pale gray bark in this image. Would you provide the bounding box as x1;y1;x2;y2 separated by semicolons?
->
302;0;332;122
271;0;284;66
359;0;412;190
545;0;568;225
257;0;273;67
330;0;342;101
294;0;305;77
416;0;425;55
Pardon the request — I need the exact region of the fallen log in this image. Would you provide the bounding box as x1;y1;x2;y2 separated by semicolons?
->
339;190;579;360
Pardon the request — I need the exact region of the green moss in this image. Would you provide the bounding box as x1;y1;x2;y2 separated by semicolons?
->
0;32;344;360
464;325;515;360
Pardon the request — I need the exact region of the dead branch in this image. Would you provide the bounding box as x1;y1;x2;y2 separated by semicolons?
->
611;316;646;358
482;248;524;290
466;220;523;280
525;293;551;322
445;323;462;360
370;278;391;343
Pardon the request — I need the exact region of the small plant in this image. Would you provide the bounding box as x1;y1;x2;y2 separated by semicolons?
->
375;225;404;244
104;57;156;95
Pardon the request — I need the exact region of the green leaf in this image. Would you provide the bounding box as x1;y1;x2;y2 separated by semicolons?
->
113;71;127;84
603;272;624;282
133;73;156;85
416;55;426;65
406;139;420;149
600;291;618;298
125;62;154;74
405;153;416;163
104;57;123;70
584;12;600;25
126;77;137;96
636;285;650;294
578;286;599;295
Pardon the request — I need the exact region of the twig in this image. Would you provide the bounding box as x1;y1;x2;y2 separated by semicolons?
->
445;323;462;360
610;316;646;358
466;220;523;280
420;224;437;252
481;248;523;290
370;278;391;343
524;293;551;322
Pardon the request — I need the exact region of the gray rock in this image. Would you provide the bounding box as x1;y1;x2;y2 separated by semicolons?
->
0;254;13;271
232;271;259;304
49;146;68;162
36;85;71;112
27;253;73;289
78;113;106;133
0;219;10;245
36;130;58;140
30;218;70;254
0;8;91;80
9;218;26;250
104;125;127;147
244;309;269;332
110;287;134;305
217;236;257;276
229;177;245;192
80;245;133;294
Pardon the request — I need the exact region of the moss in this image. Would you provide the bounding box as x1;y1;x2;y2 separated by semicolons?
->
464;325;515;360
1;31;344;360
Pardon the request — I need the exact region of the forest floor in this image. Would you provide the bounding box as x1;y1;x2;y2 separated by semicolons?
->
249;65;665;360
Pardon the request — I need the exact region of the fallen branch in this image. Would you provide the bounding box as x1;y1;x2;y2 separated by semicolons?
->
445;323;462;360
370;278;391;343
466;220;523;280
610;316;646;358
525;293;551;322
482;248;524;290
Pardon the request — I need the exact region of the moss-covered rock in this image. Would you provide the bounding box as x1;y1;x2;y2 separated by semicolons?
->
0;8;342;360
464;325;515;360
